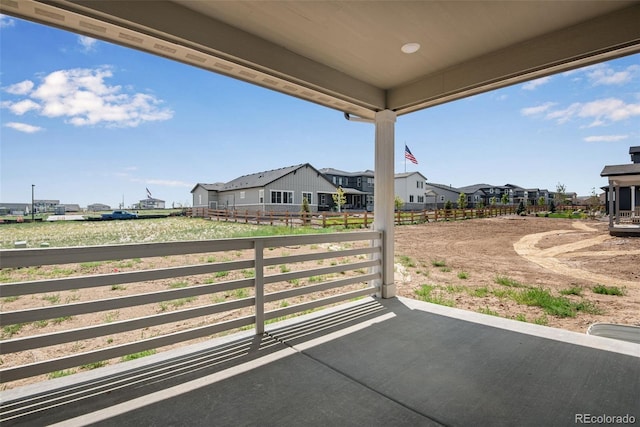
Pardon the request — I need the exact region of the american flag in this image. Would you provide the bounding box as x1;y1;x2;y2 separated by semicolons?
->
405;145;418;164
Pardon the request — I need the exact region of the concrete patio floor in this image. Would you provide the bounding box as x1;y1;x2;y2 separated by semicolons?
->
2;297;638;426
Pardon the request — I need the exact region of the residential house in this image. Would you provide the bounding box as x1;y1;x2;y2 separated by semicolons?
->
137;198;166;209
192;164;338;213
394;172;429;210
319;168;374;211
423;183;462;209
88;203;111;212
601;146;640;234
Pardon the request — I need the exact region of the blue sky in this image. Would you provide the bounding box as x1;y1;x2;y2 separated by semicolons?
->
1;15;639;208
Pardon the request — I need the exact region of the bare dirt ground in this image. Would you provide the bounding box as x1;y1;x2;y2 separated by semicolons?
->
394;216;640;332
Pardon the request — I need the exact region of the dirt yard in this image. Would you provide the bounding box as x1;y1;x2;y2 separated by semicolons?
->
394;216;639;333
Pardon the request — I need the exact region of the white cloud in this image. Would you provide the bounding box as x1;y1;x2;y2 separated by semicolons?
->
3;67;173;127
522;76;552;91
78;35;98;52
533;98;640;127
587;64;639;86
584;135;628;142
4;122;43;133
6;99;40;115
0;14;16;28
5;80;34;95
520;102;556;116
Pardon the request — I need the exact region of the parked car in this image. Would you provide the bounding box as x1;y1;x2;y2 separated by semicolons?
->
101;210;138;220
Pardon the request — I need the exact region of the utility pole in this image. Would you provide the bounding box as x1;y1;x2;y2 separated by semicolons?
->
31;184;35;222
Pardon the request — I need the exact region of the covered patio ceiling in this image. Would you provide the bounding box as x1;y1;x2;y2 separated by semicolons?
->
2;1;640;120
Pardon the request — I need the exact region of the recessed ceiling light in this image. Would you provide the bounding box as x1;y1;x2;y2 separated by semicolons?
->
401;42;421;54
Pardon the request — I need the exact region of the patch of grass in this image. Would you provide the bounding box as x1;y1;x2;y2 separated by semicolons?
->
2;323;23;338
2;296;20;303
48;369;76;379
279;265;291;273
445;285;467;293
471;287;489;297
168;281;188;288
287;278;300;286
104;311;119;323
308;275;323;283
80;261;104;270
42;294;61;304
414;284;456;307
440;267;451;273
492;289;515;299
52;316;73;324
110;284;127;291
494;275;525;288
235;288;249;299
560;286;583;296
457;271;469;280
515;313;527;322
431;259;446;267
121;349;156;362
512;287;601;318
478;307;499;316
81;361;107;370
592;284;625;296
215;271;229;278
397;255;416;268
33;319;49;328
533;315;549;326
241;269;255;278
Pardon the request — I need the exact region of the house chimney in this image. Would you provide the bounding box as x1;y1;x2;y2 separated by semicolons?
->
630;146;640;164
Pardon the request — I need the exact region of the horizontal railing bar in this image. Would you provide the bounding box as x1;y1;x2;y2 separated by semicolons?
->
264;273;379;303
261;231;380;248
264;246;379;267
0;316;255;383
1;278;254;325
264;259;379;284
0;239;257;269
0;260;254;297
264;287;376;321
0;232;378;269
1;298;254;354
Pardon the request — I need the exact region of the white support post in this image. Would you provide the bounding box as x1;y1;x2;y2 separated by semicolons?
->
608;183;614;229
254;240;265;334
373;110;397;299
631;185;636;217
615;184;620;224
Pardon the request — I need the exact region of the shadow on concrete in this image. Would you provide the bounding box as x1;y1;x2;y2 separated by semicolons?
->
2;297;638;426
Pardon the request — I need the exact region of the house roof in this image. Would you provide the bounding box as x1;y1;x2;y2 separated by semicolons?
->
222;163;334;191
424;182;462;194
601;164;640;176
458;183;494;194
4;2;637;120
394;172;427;180
630;146;640;154
191;183;226;193
319;168;375;178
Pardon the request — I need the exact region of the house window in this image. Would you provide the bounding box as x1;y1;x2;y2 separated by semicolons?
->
438;195;445;202
240;191;245;199
417;196;424;203
332;176;337;185
198;194;202;205
357;178;362;187
490;188;494;194
320;194;326;205
367;178;374;185
338;177;343;186
259;190;264;204
409;195;414;203
302;192;312;204
271;191;294;204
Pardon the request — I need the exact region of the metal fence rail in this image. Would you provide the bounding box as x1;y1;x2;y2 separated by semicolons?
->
0;231;381;383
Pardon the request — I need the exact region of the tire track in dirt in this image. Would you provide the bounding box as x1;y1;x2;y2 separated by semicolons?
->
514;222;639;287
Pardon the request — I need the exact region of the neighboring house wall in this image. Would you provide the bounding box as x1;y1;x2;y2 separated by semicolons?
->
424;183;461;209
395;172;428;210
88;203;110;212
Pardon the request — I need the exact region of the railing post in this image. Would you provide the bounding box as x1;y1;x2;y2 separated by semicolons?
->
254;240;265;335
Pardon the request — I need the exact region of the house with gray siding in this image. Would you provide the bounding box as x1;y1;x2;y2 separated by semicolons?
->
423;183;462;209
193;164;338;213
319;168;375;210
601;146;640;234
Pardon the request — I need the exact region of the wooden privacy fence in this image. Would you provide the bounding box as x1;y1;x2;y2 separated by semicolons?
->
187;207;519;227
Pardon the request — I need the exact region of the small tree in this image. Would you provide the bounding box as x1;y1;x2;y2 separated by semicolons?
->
517;201;526;215
301;196;310;224
489;196;497;206
554;182;566;211
332;186;346;212
457;192;467;209
549;199;556;213
394;196;404;211
444;200;453;211
587;187;600;219
537;196;545;207
501;192;509;205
